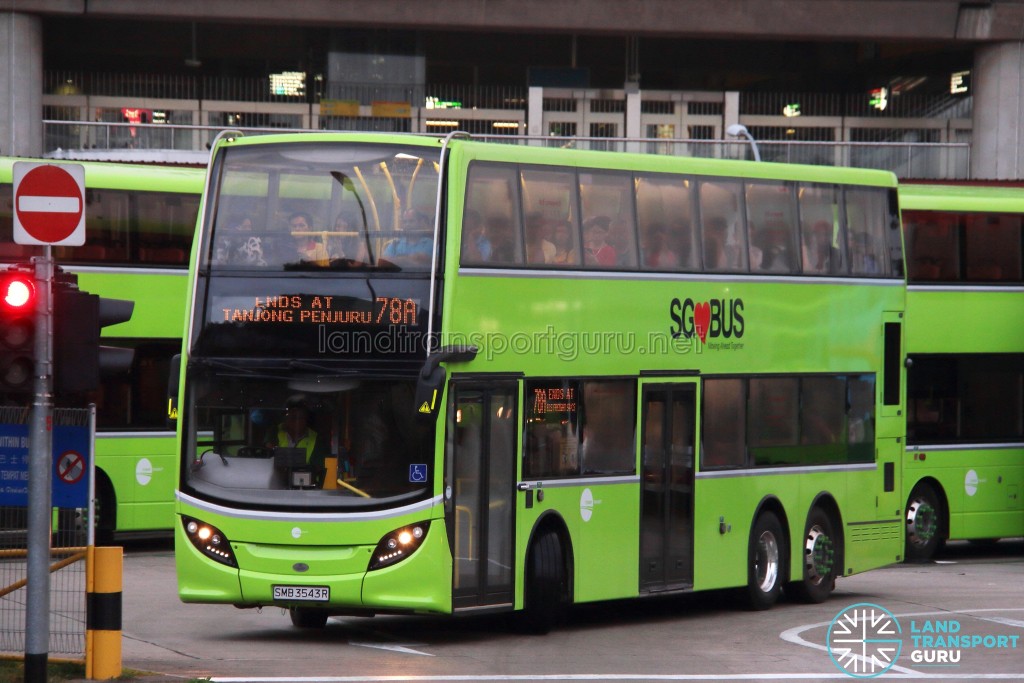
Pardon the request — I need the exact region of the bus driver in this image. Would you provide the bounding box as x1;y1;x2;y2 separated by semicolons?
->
271;397;329;487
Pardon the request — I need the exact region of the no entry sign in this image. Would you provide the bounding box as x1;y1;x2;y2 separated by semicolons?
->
13;162;86;246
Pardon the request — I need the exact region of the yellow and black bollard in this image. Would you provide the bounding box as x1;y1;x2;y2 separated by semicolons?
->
85;546;122;680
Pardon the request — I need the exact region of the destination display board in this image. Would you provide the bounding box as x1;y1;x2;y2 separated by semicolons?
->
194;276;432;361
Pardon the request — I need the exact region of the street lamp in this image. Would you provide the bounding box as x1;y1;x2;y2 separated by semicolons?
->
726;123;761;162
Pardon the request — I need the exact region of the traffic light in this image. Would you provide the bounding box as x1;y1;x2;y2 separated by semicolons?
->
54;276;134;395
0;267;37;395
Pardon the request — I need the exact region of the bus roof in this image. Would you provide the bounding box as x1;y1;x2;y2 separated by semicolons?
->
0;156;204;194
212;131;898;188
899;183;1024;213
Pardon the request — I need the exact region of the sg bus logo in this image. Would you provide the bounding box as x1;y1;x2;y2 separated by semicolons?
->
669;297;744;344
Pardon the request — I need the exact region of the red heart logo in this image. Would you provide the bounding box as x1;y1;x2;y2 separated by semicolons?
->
694;301;710;343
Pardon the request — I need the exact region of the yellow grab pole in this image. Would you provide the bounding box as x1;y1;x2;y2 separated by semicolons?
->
85;546;122;680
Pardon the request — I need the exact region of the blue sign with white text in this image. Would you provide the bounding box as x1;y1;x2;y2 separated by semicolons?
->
0;421;90;508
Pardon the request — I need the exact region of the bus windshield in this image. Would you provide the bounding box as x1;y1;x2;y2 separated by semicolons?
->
205;141;441;272
183;368;435;510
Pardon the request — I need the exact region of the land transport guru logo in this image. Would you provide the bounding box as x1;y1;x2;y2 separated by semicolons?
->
827;602;1021;678
669;297;744;349
828;603;902;677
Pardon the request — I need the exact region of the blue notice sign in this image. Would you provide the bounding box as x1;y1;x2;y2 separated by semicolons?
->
0;420;90;508
0;423;30;505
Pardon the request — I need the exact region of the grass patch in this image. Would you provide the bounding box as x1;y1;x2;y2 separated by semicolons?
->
0;660;167;682
0;659;85;682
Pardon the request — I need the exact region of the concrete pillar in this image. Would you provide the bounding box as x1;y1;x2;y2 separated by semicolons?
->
971;41;1024;180
625;83;641;153
723;91;740;138
528;86;544;137
0;13;43;157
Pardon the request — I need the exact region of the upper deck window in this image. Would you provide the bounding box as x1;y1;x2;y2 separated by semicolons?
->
0;182;198;267
461;160;898;279
904;209;1023;283
205;142;441;273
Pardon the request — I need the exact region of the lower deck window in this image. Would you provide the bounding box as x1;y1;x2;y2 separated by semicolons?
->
524;379;636;478
702;374;876;469
907;354;1024;444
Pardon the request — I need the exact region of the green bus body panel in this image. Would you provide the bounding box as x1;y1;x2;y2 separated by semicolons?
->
904;446;1024;541
899;183;1024;213
444;276;901;375
95;433;176;531
900;182;1024;547
175;498;451;612
906;289;1023;354
75;270;189;340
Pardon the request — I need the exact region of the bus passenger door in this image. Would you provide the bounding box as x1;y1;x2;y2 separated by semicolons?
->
447;381;517;611
639;380;698;592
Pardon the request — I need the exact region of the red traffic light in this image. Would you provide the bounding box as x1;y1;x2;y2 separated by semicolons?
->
1;272;36;312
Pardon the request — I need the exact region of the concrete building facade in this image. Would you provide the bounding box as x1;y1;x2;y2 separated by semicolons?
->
2;0;1023;178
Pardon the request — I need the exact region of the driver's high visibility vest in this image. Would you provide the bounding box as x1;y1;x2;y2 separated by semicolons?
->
276;426;318;461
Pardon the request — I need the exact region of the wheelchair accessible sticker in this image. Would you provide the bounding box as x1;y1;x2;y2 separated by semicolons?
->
409;464;427;483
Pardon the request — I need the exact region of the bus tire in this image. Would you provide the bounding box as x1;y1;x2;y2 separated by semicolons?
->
289;607;329;629
521;529;566;634
905;482;944;562
94;475;116;547
746;511;785;611
787;507;838;604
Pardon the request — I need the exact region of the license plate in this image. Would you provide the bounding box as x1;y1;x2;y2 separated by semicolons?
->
273;585;330;602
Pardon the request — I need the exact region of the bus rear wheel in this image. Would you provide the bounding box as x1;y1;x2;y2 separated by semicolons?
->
787;508;838;604
289;607;328;629
521;529;566;634
905;483;943;562
746;511;785;610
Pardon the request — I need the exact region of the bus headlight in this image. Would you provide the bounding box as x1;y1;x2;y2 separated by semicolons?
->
182;516;238;568
368;521;430;571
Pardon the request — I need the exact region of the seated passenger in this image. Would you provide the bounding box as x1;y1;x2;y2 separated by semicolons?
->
525;212;555;264
215;213;266;266
289;211;330;266
485;215;518;263
331;212;369;263
382;209;433;266
550;220;577;265
643;224;680;269
802;220;833;274
461;209;491;263
583;216;617;266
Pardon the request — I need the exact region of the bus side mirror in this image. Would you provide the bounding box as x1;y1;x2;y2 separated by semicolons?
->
414;345;478;418
167;353;181;423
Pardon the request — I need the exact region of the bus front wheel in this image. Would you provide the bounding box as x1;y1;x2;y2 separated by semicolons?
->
746;511;785;610
905;483;944;562
289;607;328;629
521;529;566;634
787;508;838;604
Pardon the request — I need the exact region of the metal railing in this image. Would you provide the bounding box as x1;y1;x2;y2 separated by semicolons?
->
40;120;971;179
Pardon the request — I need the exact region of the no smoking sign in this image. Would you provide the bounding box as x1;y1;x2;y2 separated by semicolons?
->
56;450;86;485
13;162;86;246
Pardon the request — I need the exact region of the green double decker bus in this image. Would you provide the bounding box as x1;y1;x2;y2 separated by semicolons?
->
175;132;906;630
900;183;1024;561
0;157;203;541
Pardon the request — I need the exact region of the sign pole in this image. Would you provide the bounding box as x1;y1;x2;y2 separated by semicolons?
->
24;247;54;683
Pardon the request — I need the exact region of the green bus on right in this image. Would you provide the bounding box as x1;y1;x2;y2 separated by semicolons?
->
900;183;1024;561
